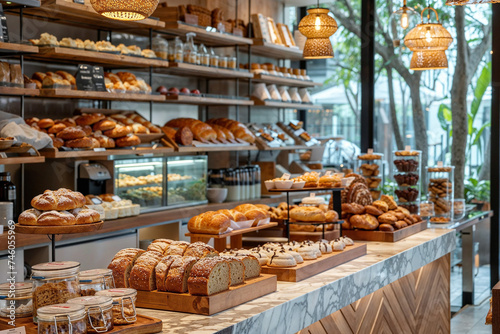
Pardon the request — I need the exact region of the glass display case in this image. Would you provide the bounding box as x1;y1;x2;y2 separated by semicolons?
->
113;156;208;211
166;156;208;207
355;151;384;200
114;158;166;210
392;149;422;214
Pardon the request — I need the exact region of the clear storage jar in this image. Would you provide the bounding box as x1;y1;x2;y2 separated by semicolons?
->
37;303;87;334
95;289;136;325
392;149;422;214
79;269;115;296
0;282;32;318
356;152;384;200
427;166;454;222
31;261;81;323
68;296;114;333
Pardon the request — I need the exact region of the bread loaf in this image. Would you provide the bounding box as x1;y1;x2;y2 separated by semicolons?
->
31;188;86;211
37;210;77;226
128;251;163;291
233;254;260;279
108;248;145;288
233;204;269;226
187;211;231;234
175;126;194;146
183;242;219;258
216;209;247;222
165;241;189;256
166;256;198;293
18;209;42;226
207;118;255;143
165;118;217;142
155;255;181;292
147;241;171;254
219;256;244;286
350;214;379;230
187;257;231;296
289;207;326;222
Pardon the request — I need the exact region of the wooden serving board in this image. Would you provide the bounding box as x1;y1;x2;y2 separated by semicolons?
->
261;243;366;282
290;229;340;242
0;314;162;334
136;274;277;315
14;221;103;235
342;221;428;242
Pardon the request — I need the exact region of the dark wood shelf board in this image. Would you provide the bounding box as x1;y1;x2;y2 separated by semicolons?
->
176;145;258;153
37;89;166;102
251;97;322;109
0;42;38;56
158;62;253;79
0;87;39;96
40;146;174;159
161;94;253;106
250;39;304;60
161;21;253;46
252;73;322;88
0;156;45;165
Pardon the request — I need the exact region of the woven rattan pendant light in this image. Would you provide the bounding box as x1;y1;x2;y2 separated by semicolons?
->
298;2;338;59
404;7;453;70
90;0;159;21
446;0;500;4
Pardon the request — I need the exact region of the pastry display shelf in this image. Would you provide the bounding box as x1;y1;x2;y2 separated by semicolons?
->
0;42;38;56
0;144;45;164
161;94;254;106
28;46;170;68
40;146;174;159
251;97;323;110
186;222;279;252
0;87;39;96
20;0;165;33
0;156;45;165
257;144;310;151
249;39;304;60
157;62;253;79
35;89;166;102
174;145;258;153
342;221;428;242
160;21;253;46
252;73;322;88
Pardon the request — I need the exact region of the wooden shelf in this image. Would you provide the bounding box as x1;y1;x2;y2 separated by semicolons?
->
0;42;38;56
250;39;303;60
258;145;310;151
29;47;169;68
252;73;322;88
162;21;253;46
40;146;174;159
158;62;253;79
161;94;254;106
0;87;39;96
0;156;45;165
37;89;166;102
176;144;258;153
251;97;322;110
22;0;164;33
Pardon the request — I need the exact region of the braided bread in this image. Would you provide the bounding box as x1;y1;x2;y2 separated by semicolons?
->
31;188;86;211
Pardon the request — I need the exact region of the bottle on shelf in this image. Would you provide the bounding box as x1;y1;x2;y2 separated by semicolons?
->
170;36;183;63
255;165;261;199
0;172;16;221
199;43;209;66
208;169;224;188
209;47;219;67
152;34;168;60
184;32;198;64
224;169;238;202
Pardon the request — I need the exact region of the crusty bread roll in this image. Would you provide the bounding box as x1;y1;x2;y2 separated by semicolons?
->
290;207;326;222
187;211;231;234
18;208;42;226
38;118;55;129
183;241;219;258
69;207;101;224
92;132;115;148
108;248;145;288
188;257;231;296
56;126;86;140
103;125;132;138
52;137;64;149
325;210;339;223
233;204;269;226
48;123;66;134
161;126;177;141
31;188;86;211
93;119;116;131
165;118;217;142
37;210;77;226
350;214;379;230
65;137;93;149
115;134;141;147
206;118;255;143
217;209;246;222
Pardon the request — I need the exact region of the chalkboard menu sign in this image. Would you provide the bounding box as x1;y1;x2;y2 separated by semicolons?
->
75;64;95;91
92;66;106;92
0;5;9;43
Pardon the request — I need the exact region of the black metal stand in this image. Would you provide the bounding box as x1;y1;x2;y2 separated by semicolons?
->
47;234;56;261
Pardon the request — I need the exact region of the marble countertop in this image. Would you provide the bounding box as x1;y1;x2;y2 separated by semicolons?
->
138;229;456;334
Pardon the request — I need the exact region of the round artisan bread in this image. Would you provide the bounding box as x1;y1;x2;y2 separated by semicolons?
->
57;118;77;127
93;133;115;148
25;117;39;126
183;241;219;258
31;188;86;211
89;137;100;149
132;123;149;134
115;134;141;147
52;137;64;149
104;125;133;138
38;118;55;129
187;211;230;234
350;214;379;230
289;206;326;222
65;137;93;149
57;126;86;140
70;207;101;224
37;210;77;226
76;113;105;126
18;208;42;226
82;125;92;136
325;210;339;223
48;123;67;134
93;118;117;132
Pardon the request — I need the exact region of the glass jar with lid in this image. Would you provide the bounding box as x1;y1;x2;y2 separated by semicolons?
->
169;36;183;63
228;56;237;69
199;43;209;66
79;269;115;296
95;289;137;325
37;303;86;334
356;151;384;200
68;296;114;333
152;34;168;60
427;165;454;222
219;56;228;68
392;149;422;214
0;282;32;318
31;261;81;323
183;32;198;64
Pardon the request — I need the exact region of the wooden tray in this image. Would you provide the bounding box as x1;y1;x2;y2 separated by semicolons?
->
14;221;104;235
261;243;366;282
0;314;162;333
342;221;428;242
268;187;344;192
136;274;277;315
290;229;340;242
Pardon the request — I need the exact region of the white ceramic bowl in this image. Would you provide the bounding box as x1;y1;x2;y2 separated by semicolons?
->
291;181;305;189
206;188;228;203
274;180;293;189
264;180;275;190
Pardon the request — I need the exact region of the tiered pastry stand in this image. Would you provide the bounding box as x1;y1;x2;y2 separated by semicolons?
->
268;187;344;240
14;222;104;261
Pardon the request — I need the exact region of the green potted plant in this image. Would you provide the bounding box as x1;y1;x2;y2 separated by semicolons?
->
464;178;490;211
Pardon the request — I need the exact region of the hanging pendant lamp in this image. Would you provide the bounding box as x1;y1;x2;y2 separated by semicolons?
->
298;3;338;59
90;0;159;21
446;0;500;5
404;7;453;70
389;0;419;47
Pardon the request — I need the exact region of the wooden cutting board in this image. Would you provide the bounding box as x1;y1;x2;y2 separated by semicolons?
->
342;221;428;242
136;274;277;315
261;243;367;282
0;314;162;334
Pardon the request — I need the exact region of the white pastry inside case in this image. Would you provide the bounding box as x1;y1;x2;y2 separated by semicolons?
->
130;204;141;216
101;203;119;220
86;204;105;221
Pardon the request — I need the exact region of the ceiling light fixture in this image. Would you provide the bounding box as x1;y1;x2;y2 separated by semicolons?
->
90;0;159;21
389;0;419;47
298;2;338;59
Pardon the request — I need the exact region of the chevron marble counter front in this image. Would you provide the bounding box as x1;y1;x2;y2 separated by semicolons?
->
138;228;456;334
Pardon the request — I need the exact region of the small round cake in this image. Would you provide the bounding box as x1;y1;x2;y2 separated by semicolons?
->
267;250;297;267
296;245;317;260
342;236;354;246
316;241;333;254
331;238;346;251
